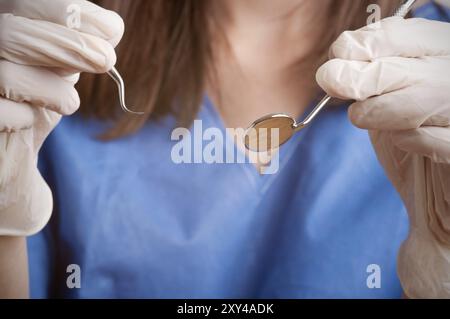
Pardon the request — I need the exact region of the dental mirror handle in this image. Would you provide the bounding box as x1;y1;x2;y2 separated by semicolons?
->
294;95;332;131
394;0;417;17
295;0;416;131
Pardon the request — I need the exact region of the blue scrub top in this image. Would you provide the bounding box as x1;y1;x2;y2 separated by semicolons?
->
28;2;449;298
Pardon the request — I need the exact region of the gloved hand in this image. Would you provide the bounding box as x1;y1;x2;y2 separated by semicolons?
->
0;0;124;236
316;16;450;298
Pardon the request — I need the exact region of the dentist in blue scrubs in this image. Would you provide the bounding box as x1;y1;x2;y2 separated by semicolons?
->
0;0;449;298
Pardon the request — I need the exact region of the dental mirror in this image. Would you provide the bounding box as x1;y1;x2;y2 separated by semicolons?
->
243;0;416;153
245;95;331;152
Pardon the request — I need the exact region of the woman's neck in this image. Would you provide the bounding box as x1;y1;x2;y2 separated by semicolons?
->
207;0;331;129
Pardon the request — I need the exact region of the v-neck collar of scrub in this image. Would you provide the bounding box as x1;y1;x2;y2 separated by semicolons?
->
202;95;318;196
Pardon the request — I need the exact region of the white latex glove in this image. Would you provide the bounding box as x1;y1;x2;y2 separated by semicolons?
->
316;16;450;298
0;0;124;236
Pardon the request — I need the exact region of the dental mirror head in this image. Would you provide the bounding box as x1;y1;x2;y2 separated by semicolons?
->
244;114;299;152
244;95;330;152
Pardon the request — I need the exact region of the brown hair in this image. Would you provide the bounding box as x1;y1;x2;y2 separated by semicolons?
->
77;0;402;139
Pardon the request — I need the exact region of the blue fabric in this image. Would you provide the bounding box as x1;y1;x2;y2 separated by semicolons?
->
28;2;447;298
